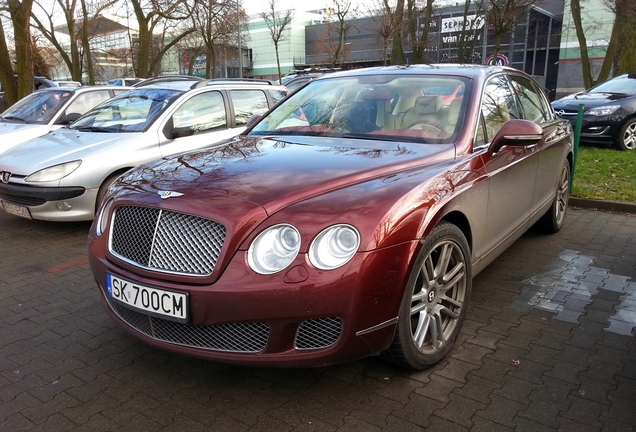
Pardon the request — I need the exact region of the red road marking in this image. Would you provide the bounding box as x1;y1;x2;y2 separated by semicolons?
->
45;257;89;273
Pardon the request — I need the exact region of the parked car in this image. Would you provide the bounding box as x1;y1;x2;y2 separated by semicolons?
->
0;76;57;113
0;78;289;221
552;72;636;150
53;80;82;87
107;77;146;87
87;65;573;369
282;69;337;92
0;85;130;155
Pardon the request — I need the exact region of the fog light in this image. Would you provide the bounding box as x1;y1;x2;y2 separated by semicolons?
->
56;202;72;211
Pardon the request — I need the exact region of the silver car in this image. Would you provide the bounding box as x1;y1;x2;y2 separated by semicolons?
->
0;86;130;155
0;79;289;221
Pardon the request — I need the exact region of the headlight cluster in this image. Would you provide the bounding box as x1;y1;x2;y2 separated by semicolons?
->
25;160;81;182
586;105;619;117
248;223;360;274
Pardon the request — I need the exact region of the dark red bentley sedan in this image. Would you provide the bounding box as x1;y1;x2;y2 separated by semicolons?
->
88;65;573;369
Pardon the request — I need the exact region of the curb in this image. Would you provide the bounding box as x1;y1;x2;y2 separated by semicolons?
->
569;197;636;214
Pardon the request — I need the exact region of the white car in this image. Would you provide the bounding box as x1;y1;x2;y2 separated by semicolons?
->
0;78;289;221
0;86;130;155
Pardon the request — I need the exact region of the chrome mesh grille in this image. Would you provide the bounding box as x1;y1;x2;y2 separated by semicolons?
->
295;317;343;350
107;297;269;353
110;206;226;276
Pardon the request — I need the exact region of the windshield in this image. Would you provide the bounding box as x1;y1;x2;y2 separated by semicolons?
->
249;74;470;144
1;89;73;124
590;75;636;95
69;88;183;132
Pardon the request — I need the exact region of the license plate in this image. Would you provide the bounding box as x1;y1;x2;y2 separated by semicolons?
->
1;201;32;219
106;273;188;323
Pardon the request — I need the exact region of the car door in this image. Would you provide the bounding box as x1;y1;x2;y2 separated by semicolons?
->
53;89;114;126
477;74;539;258
508;74;571;217
159;90;236;157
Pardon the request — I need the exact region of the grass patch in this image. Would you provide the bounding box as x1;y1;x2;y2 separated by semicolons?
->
571;145;636;202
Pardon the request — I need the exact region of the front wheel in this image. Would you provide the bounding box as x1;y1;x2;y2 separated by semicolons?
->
616;118;636;151
383;222;471;369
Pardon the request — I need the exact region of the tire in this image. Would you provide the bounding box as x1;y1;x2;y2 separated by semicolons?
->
95;173;123;213
616;118;636;151
537;159;570;234
383;222;472;370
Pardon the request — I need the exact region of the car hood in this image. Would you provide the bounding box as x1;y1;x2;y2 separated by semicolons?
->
552;92;634;110
120;135;456;215
0;128;134;173
0;123;51;154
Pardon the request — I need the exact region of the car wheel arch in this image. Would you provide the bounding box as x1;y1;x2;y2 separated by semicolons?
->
95;168;133;211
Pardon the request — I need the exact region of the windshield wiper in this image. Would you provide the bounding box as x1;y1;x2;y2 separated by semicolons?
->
1;115;29;123
73;126;119;133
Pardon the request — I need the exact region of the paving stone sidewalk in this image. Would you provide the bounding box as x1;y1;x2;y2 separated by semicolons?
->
0;207;634;431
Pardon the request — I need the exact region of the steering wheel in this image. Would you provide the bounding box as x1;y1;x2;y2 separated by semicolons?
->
407;121;444;132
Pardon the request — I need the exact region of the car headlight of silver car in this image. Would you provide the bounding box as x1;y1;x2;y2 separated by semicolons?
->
309;224;360;270
25;160;82;182
248;224;301;274
586;105;619;117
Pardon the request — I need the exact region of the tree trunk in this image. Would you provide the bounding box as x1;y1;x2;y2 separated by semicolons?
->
7;0;35;100
0;22;17;106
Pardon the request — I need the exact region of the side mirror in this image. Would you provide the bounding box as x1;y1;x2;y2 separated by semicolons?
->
489;119;543;153
57;112;82;125
170;125;196;138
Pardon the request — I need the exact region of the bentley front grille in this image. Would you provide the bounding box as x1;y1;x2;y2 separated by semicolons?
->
110;206;226;276
107;298;270;353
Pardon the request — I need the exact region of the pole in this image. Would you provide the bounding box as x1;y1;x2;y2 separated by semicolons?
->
571;103;584;192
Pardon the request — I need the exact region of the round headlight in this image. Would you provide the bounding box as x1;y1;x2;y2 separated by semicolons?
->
95;198;114;236
248;224;301;274
309;224;360;270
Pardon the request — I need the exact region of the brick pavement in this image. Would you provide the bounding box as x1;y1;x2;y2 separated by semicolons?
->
0;207;634;431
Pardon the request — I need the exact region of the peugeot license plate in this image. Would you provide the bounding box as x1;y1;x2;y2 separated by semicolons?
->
1;201;31;219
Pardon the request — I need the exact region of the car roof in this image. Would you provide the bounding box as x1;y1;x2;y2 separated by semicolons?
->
316;64;513;81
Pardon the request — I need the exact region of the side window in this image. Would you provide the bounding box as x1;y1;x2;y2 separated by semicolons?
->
474;114;487;148
268;89;289;104
65;90;111;115
481;75;518;141
509;75;548;123
231;90;269;126
172;91;227;134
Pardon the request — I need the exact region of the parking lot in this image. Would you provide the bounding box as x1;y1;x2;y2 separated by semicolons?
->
0;206;634;431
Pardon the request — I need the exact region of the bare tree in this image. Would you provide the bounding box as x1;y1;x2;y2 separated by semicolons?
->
474;0;538;59
32;0;118;84
328;0;357;68
571;0;636;88
366;0;400;65
613;0;636;74
129;0;196;77
389;0;405;64
260;0;292;81
1;0;35;105
189;0;245;78
407;0;435;64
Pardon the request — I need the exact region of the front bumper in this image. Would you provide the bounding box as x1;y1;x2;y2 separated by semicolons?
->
0;182;97;221
89;238;419;368
557;115;621;144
